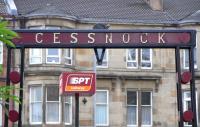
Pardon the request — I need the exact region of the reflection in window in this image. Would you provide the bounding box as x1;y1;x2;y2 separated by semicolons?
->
96;90;109;126
183;48;197;69
127;49;138;68
30;86;43;124
141;49;152;69
141;92;152;125
46;86;60;123
127;91;137;126
64;49;73;65
30;49;42;64
46;49;61;64
127;90;152;126
64;96;72;124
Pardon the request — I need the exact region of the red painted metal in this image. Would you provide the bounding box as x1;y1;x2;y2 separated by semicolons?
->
12;31;192;47
181;71;192;84
8;110;19;122
183;110;193;122
9;71;20;84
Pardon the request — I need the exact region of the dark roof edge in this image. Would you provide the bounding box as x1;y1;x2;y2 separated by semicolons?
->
15;14;200;27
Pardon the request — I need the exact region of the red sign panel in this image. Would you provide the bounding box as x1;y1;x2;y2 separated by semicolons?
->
13;30;195;48
59;72;96;96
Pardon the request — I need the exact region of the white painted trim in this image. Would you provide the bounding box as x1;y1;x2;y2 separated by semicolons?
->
95;90;109;126
126;49;138;69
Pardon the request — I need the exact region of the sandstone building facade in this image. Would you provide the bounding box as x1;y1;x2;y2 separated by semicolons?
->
0;0;200;127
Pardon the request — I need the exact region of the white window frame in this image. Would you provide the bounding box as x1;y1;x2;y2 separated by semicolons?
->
127;91;138;127
29;48;43;64
64;96;72;125
183;42;197;69
126;49;138;69
46;49;61;64
45;86;61;124
96;49;109;68
64;49;73;65
0;42;3;64
95;90;109;126
141;48;152;69
29;86;43;125
183;91;198;127
141;91;153;127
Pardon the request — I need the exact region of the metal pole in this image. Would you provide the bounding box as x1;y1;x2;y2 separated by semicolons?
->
189;47;198;127
175;47;184;127
18;48;25;127
75;93;79;127
4;47;11;127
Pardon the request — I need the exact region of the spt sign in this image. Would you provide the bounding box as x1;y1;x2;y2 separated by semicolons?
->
59;72;96;96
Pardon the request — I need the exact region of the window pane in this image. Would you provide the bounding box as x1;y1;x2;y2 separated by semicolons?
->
64;96;72;124
64;96;71;103
184;49;197;68
46;102;59;122
142;49;150;61
65;49;72;65
96;49;108;67
96;91;107;104
30;57;41;64
141;106;151;125
47;86;59;101
141;62;151;68
31;103;42;123
30;49;42;64
31;86;42;102
127;106;137;125
47;49;59;55
128;49;136;61
184;92;191;99
97;49;107;61
31;49;41;56
46;57;59;63
127;62;137;68
184;49;189;68
65;49;71;58
96;105;107;125
194;48;197;66
127;91;137;105
141;92;151;105
64;103;71;123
